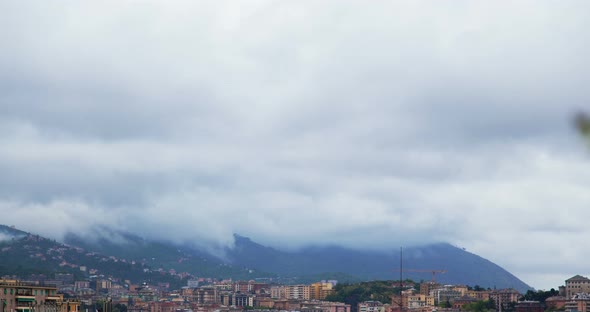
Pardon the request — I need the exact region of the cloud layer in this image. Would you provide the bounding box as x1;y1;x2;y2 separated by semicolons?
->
1;1;590;289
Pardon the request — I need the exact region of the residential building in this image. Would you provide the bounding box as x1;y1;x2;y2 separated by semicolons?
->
358;301;385;312
406;295;434;308
566;275;590;299
194;287;217;304
566;293;590;312
430;287;462;305
301;300;351;312
285;285;311;300
545;296;567;310
270;286;285;299
466;290;490;301
452;296;477;310
419;283;440;297
515;301;544;312
232;293;253;307
489;289;521;311
271;285;311;300
0;279;80;312
311;282;334;300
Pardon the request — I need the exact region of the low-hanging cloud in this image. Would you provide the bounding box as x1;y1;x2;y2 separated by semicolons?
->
1;0;590;290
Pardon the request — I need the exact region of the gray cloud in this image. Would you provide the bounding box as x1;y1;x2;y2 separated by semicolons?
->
1;1;590;290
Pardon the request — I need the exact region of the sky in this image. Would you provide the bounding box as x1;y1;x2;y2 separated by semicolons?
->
1;1;590;290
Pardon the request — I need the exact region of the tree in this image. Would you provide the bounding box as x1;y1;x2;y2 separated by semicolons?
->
113;303;127;312
575;112;590;143
439;300;451;308
521;289;559;304
462;300;495;312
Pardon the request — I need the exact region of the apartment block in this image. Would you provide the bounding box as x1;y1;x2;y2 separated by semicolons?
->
406;294;434;308
311;283;334;300
270;286;285;299
194;287;217;304
0;279;79;312
430;288;462;305
489;289;521;311
358;301;386;312
566;293;590;312
566;275;590;299
301;300;351;312
271;285;311;300
232;293;254;307
419;283;440;297
466;290;490;301
515;301;544;312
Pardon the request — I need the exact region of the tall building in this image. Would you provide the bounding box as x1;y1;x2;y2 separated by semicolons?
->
285;285;311;300
566;275;590;299
565;293;590;312
358;301;386;312
420;283;440;297
489;289;521;311
0;279;79;312
515;301;544;312
194;287;218;304
430;287;462;305
311;282;334;300
271;285;311;300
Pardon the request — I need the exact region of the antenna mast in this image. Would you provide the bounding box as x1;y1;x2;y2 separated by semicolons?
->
400;247;403;312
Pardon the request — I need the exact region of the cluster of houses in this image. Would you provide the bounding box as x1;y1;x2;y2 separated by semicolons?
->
7;274;590;312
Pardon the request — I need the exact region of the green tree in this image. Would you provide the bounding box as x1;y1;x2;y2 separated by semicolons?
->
521;289;559;304
113;304;127;312
462;300;495;312
438;300;451;308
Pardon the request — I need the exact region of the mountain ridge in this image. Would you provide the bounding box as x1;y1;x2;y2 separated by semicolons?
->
226;234;531;292
1;224;531;293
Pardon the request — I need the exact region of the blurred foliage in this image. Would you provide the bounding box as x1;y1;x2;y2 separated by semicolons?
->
520;289;559;303
462;300;495;312
575;112;590;142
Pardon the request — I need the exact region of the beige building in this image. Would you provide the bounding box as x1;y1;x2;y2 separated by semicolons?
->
285;285;311;300
466;290;491;301
271;285;311;300
311;283;334;300
566;275;590;299
419;283;439;297
406;294;434;308
0;279;79;312
358;301;386;312
489;289;521;311
270;286;285;299
452;286;468;296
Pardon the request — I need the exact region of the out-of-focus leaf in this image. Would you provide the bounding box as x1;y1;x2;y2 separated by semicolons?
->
574;112;590;141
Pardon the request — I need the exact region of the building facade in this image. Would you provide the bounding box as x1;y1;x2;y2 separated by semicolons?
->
566;275;590;299
0;279;79;312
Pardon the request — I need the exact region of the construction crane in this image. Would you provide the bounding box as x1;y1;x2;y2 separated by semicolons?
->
402;269;447;283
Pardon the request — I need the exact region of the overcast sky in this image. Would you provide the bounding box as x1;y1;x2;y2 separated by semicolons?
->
1;1;590;290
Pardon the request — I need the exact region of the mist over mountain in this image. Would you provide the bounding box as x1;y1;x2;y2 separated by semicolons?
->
0;224;27;239
61;227;531;292
0;224;531;293
226;235;531;293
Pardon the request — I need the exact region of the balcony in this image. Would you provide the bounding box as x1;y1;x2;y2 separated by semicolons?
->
16;296;36;303
46;297;62;301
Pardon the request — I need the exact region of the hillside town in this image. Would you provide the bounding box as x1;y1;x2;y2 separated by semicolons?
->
2;273;589;312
